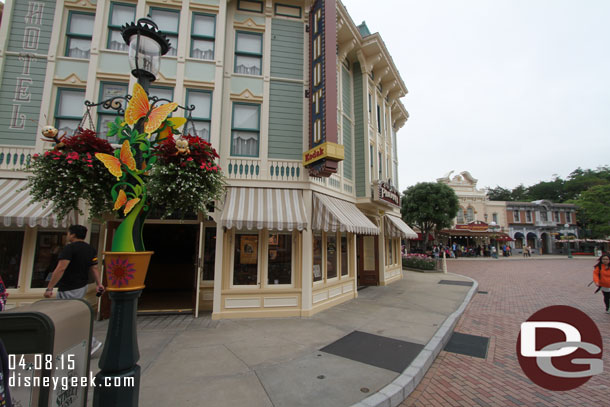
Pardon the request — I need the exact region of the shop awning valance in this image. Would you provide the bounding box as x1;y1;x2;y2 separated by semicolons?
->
220;187;308;231
384;214;418;239
0;178;75;228
312;193;378;235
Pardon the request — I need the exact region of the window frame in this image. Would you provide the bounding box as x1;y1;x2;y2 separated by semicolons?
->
230;231;261;288
234;31;263;76
313;231;350;285
186;89;213;141
190;12;216;60
54;87;85;136
266;231;295;288
237;0;264;13
65;10;95;58
106;2;136;52
149;7;180;57
513;210;520;222
456;207;465;224
97;81;129;142
231;102;261;157
566;212;572;223
526;210;532;223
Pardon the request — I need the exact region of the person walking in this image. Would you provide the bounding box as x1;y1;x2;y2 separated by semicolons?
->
44;224;105;355
593;253;610;313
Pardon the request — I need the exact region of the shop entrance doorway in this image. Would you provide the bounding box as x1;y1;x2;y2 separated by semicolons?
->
357;235;378;286
138;223;199;312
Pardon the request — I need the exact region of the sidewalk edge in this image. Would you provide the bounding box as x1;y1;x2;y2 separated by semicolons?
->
352;274;479;407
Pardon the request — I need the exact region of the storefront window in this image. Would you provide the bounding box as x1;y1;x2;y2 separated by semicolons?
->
394;239;399;264
327;234;337;279
233;233;258;285
313;232;323;282
385;238;389;266
388;238;393;265
203;227;216;281
341;233;348;276
268;233;291;285
0;231;25;289
31;231;66;288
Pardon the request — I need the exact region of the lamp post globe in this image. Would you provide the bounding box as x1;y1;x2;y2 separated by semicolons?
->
121;17;171;90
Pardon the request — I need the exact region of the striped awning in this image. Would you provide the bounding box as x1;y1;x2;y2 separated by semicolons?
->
385;214;418;239
0;178;76;228
220;187;308;231
312;193;378;235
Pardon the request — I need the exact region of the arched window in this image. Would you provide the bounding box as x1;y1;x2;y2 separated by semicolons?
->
456;207;464;224
466;207;474;222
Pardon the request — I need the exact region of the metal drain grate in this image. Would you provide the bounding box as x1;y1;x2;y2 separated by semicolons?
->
438;280;473;287
478;291;488;294
444;332;489;359
321;331;424;373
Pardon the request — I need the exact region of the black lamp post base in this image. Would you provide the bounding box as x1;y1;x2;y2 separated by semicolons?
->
93;365;141;407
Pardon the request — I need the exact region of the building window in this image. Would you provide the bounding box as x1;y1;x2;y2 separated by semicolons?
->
554;211;560;222
231;103;260;157
268;233;292;285
456;207;465;224
566;212;572;223
149;8;179;56
202;227;216;281
191;13;216;60
66;11;95;58
466;207;474;222
376;104;381;133
513;210;520;222
186;90;212;141
233;233;258;285
313;232;323;282
107;3;136;51
0;231;25;289
540;211;548;222
234;31;262;75
98;82;128;142
378;152;382;179
327;233;338;279
492;213;498;224
369;144;374;182
148;86;174;102
31;231;66;288
341;233;348;276
55;88;85;137
526;211;532;222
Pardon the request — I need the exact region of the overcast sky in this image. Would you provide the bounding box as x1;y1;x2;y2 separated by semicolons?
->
342;0;610;192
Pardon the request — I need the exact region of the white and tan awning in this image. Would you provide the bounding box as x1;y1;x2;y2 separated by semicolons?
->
0;178;76;228
385;214;418;239
220;187;308;231
313;193;378;235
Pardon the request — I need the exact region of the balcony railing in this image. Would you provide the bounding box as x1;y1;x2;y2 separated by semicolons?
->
0;146;35;171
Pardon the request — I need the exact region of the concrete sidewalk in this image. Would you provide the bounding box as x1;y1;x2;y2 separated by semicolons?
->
89;270;477;407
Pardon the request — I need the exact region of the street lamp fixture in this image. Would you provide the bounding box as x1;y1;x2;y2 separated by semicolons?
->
563;223;573;259
121;17;171;90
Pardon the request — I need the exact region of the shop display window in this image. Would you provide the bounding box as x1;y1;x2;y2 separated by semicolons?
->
268;233;291;285
233;233;258;285
327;234;337;279
0;231;25;289
313;232;323;282
31;231;66;288
203;227;216;281
341;233;348;276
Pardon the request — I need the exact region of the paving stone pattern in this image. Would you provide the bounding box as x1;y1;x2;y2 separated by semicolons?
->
402;259;610;407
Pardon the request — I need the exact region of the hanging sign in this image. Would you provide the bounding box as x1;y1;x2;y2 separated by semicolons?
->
373;180;400;207
305;0;342;177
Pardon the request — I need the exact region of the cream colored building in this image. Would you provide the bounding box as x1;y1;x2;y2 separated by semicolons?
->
0;0;416;318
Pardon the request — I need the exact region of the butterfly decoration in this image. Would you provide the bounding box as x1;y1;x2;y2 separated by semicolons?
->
125;83;180;136
95;140;137;180
112;189;141;215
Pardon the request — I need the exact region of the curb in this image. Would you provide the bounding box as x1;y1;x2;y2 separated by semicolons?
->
351;273;479;407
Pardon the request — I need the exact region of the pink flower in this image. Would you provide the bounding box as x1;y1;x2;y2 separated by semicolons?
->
187;157;193;161
87;164;93;168
67;160;73;164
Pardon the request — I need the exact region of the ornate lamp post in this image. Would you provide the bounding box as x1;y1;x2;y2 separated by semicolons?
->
92;17;170;407
563;223;573;259
489;221;500;258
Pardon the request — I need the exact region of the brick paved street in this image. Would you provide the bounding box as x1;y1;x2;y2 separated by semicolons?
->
401;258;610;407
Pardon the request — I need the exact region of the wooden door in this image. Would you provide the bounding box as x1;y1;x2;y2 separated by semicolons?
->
357;235;379;286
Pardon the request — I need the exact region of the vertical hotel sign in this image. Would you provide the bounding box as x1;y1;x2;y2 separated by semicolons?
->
303;0;344;177
0;0;56;146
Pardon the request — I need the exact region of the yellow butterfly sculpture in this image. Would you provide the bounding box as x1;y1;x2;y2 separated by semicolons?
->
112;189;141;216
125;83;180;136
95;140;136;180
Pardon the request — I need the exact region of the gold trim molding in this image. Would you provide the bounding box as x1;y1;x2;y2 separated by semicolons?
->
54;73;86;86
64;0;96;10
233;17;266;32
230;89;263;102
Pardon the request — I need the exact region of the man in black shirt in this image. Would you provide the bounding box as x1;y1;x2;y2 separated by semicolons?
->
44;224;105;355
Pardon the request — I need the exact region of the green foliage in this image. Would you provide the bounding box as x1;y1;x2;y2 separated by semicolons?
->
401;182;459;245
486;186;512;201
572;184;610;238
402;254;436;270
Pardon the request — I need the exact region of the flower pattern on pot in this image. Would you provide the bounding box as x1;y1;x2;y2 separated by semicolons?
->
107;258;136;287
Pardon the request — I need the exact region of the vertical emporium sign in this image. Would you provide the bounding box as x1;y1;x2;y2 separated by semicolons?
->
303;0;344;177
0;0;56;146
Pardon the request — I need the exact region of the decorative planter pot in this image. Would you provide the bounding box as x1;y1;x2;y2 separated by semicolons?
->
103;251;154;291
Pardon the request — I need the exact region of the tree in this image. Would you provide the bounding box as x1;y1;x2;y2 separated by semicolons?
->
526;177;565;202
401;182;459;248
573;184;610;238
486;186;512;201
